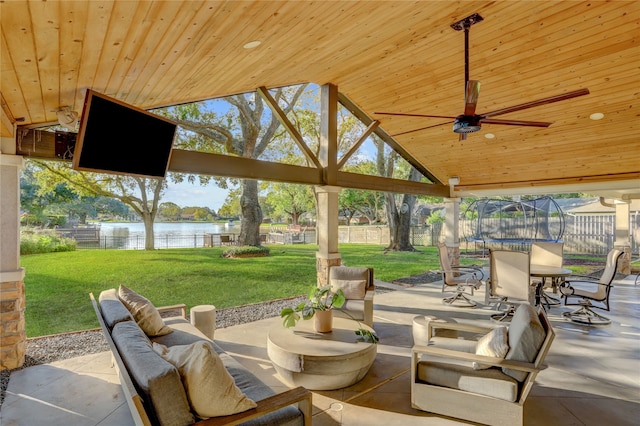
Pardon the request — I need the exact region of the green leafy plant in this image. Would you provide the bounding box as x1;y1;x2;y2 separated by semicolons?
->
280;284;378;344
222;245;270;258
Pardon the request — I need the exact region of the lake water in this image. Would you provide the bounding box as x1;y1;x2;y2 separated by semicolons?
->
89;222;241;249
97;222;239;237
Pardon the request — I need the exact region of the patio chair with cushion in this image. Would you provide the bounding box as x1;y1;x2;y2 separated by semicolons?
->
329;266;374;327
488;250;536;322
560;248;623;325
436;243;484;307
530;241;564;307
411;304;555;426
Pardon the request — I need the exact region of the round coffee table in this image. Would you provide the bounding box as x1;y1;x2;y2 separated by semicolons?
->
267;317;377;390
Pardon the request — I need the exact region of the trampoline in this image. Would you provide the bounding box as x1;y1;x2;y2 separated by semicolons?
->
461;197;565;253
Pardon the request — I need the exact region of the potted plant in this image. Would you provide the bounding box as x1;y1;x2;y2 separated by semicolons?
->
280;285;379;343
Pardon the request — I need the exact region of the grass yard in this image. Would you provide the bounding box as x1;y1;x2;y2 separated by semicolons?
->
20;244;442;337
19;244;605;337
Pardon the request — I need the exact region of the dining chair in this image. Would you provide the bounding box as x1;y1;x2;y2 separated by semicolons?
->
436;243;484;307
530;242;564;307
560;248;623;325
489;250;535;321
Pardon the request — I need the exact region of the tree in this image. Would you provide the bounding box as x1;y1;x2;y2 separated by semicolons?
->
218;188;242;218
339;161;385;225
159;202;182;221
32;160;165;250
372;136;422;251
265;183;315;225
170;85;308;246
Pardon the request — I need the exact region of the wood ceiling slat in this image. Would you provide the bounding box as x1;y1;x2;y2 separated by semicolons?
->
2;1;44;123
58;1;88;115
148;1;265;105
74;1;114;110
0;30;27;122
28;0;60;119
106;1;158;100
90;1;139;95
125;1;205;106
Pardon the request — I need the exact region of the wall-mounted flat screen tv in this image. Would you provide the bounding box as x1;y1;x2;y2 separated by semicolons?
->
72;89;176;178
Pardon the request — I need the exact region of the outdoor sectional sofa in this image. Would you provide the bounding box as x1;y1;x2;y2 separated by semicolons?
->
91;287;311;426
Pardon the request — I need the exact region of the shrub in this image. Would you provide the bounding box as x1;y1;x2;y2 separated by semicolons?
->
222;245;270;258
20;228;77;255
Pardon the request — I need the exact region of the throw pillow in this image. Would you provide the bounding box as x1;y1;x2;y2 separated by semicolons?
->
331;279;367;299
118;285;172;337
153;341;257;419
503;304;546;381
473;326;509;370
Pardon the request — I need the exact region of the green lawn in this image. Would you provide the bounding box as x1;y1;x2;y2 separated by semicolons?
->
20;244;442;337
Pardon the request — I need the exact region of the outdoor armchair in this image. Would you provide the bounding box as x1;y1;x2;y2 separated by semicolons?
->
329;266;374;327
411;304;555;426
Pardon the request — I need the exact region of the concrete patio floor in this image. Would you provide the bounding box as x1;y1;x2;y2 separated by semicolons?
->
2;275;639;425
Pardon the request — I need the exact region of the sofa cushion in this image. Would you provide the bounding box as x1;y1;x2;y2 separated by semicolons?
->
217;347;304;426
151;317;211;347
98;288;133;329
503;304;546;381
111;321;194;426
474;326;509;370
118;285;173;337
417;360;519;402
154;341;257;419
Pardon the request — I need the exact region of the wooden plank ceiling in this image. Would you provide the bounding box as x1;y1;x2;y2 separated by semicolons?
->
1;1;638;199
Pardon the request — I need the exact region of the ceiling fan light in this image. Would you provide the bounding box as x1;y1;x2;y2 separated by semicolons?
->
453;115;481;134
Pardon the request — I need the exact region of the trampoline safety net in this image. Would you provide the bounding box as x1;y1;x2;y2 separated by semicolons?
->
461;197;565;249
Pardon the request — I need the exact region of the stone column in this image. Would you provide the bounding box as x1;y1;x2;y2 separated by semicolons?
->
1;149;26;370
443;197;461;266
315;186;342;286
315;83;341;287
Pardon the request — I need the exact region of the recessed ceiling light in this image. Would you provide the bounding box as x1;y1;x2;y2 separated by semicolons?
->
243;41;261;49
485;133;495;139
590;112;605;120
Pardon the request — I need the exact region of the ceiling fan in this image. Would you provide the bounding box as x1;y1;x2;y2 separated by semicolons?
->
374;13;589;140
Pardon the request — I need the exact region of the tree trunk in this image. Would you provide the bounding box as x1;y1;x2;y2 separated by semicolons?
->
142;212;155;250
385;167;421;252
238;179;263;246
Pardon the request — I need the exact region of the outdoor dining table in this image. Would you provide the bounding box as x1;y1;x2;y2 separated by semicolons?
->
530;265;572;308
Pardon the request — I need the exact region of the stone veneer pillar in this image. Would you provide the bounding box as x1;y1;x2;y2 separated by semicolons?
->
315;186;342;286
1;152;26;370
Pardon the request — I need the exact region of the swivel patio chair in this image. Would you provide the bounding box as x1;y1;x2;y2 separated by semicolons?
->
560;248;623;325
489;250;535;322
530;242;564;308
436;243;484;307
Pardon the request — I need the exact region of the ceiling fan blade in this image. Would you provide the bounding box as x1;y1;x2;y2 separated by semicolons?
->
391;121;453;137
480;118;552;127
481;88;590;118
374;111;455;119
463;80;480;116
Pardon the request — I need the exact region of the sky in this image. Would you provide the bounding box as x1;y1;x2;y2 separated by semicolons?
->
162;180;229;211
